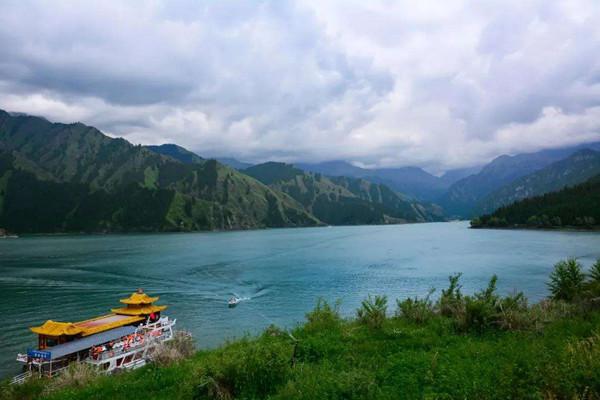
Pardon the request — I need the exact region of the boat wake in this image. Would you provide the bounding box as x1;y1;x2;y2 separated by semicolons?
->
229;294;251;303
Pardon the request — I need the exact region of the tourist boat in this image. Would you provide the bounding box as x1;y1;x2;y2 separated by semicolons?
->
228;296;241;307
12;289;176;384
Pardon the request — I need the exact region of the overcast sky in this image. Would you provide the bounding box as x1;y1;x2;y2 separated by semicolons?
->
1;0;599;172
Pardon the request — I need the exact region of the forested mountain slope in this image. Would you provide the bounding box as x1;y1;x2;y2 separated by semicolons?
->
245;162;444;225
471;174;600;229
475;149;600;215
439;142;600;217
296;161;452;201
0;110;319;232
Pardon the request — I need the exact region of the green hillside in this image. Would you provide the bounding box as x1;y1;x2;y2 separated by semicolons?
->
244;162;443;225
0;111;319;232
471;174;600;229
476;149;600;215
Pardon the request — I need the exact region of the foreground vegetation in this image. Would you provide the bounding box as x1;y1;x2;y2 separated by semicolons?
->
3;259;600;400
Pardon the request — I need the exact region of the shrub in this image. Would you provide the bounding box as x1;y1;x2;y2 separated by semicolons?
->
589;260;600;281
526;299;574;331
0;376;46;400
396;288;435;324
304;299;342;333
496;291;530;331
438;273;464;318
584;260;600;306
470;217;483;228
547;259;585;301
196;338;292;399
462;275;500;333
356;295;387;330
49;362;100;391
150;330;195;366
566;331;600;396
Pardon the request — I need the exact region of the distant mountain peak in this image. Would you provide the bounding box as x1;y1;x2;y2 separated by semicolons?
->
145;143;204;164
216;157;254;170
440;142;600;217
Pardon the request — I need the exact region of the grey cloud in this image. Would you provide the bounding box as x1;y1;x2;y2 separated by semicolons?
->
0;0;599;172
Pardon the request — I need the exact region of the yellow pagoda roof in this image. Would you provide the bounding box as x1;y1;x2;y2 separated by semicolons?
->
119;289;159;305
75;314;145;336
111;304;167;316
31;320;83;336
30;314;145;337
30;289;164;337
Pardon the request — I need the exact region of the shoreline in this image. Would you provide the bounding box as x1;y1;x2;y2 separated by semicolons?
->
1;220;451;238
470;224;600;232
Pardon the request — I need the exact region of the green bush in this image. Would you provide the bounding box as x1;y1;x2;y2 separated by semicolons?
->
461;276;500;333
151;331;195;366
304;299;342;333
548;259;585;301
591;260;600;283
565;330;600;396
496;291;530;331
438;273;464;318
294;302;346;364
0;377;47;400
356;295;388;330
49;363;100;391
584;260;600;306
195;337;292;399
396;288;435;324
470;217;483;228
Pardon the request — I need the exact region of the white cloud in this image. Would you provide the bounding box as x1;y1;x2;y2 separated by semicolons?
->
0;0;599;172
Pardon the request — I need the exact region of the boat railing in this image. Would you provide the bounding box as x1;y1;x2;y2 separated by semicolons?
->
89;329;174;362
135;317;175;333
10;371;32;385
11;362;72;384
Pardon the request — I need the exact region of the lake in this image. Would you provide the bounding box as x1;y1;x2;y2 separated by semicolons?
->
1;221;599;377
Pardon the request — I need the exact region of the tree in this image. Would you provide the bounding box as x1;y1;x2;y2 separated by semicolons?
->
357;295;388;330
547;259;585;301
551;216;562;227
590;259;600;283
527;215;540;227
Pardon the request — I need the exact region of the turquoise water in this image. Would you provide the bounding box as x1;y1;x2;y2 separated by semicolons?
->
1;221;599;377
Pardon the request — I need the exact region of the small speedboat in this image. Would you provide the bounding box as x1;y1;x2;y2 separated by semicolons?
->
228;297;241;308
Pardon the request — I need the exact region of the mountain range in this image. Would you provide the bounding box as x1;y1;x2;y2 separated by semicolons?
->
0;111;319;232
221;142;600;220
244;162;443;225
294;161;476;201
0;110;441;233
1;108;599;233
475;149;600;215
439;142;600;217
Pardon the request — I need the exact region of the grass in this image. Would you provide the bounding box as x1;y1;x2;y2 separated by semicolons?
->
2;262;600;400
